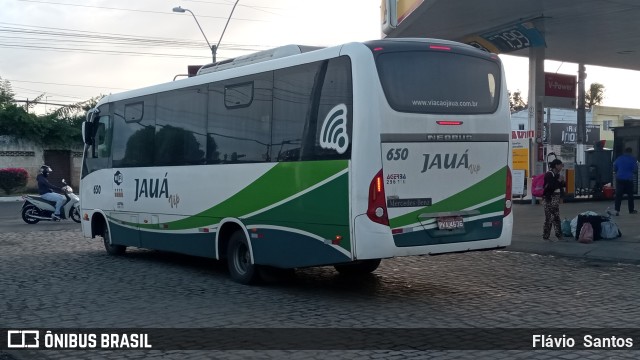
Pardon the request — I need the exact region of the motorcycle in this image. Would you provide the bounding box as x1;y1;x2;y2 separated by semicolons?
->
21;179;81;224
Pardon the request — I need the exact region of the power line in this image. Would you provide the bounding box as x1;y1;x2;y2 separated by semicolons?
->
183;0;283;16
10;86;84;99
0;23;275;56
13;99;77;107
0;42;214;59
0;22;277;49
16;0;269;22
7;79;130;91
184;0;283;10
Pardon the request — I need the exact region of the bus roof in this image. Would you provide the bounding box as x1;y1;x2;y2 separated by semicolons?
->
93;38;487;109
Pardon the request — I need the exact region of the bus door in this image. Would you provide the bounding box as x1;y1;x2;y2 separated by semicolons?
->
109;168;140;248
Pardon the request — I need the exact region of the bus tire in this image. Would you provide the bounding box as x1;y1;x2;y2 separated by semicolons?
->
227;230;259;285
334;259;381;276
102;223;126;256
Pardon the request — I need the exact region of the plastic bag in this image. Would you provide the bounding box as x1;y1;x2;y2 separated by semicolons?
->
601;221;622;239
561;218;572;237
578;222;594;243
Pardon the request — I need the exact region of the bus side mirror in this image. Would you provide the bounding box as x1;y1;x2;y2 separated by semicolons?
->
82;122;93;145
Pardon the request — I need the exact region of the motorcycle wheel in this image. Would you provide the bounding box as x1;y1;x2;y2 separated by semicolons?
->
22;205;41;224
70;206;81;223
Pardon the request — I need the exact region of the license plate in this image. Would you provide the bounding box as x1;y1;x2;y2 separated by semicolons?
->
437;216;464;230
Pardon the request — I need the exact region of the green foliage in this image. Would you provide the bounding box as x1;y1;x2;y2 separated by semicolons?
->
509;90;527;113
0;77;98;148
0;76;15;108
0;104;84;147
586;83;605;108
0;168;29;195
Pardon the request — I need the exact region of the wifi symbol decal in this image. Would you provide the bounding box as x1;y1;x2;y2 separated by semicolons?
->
320;104;349;154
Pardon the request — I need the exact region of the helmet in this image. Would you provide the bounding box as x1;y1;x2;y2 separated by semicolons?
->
40;165;53;175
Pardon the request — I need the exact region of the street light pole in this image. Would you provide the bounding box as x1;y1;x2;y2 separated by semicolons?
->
172;6;214;62
172;1;239;63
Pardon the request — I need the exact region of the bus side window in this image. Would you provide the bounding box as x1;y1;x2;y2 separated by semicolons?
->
314;56;353;160
273;62;323;162
83;112;112;177
208;73;273;164
95;121;110;158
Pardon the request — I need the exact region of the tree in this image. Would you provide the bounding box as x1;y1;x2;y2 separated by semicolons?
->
0;77;95;148
509;90;527;113
585;83;605;108
0;76;15;109
51;95;103;118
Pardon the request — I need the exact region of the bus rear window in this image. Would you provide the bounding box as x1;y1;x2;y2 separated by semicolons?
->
375;51;501;114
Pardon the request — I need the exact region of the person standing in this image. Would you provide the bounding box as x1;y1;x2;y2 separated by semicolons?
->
613;147;638;215
542;159;566;241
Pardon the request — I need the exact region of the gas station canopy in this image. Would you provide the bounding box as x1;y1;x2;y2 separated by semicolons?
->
382;0;640;72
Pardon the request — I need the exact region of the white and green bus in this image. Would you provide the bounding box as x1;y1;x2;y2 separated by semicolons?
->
80;38;513;284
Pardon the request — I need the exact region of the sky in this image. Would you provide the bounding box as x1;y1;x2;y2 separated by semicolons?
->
2;0;640;115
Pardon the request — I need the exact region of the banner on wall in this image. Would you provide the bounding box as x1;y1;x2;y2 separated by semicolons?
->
548;124;600;145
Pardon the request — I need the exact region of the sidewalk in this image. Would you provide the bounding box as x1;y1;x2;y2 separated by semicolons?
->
0;196;25;202
510;200;640;264
0;196;23;202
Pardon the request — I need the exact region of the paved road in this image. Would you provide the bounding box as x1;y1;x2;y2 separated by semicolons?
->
1;211;639;359
0;202;80;233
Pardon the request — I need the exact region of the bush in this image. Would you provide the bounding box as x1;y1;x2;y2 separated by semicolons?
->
0;168;29;195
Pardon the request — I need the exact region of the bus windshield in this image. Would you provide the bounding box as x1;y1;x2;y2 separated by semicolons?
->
375;50;501;115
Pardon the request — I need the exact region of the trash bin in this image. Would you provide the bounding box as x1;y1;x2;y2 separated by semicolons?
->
603;185;615;199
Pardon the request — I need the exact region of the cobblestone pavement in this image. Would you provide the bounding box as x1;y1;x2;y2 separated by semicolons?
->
1;229;639;359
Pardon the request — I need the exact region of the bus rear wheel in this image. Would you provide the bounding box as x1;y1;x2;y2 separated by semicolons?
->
227;230;259;285
334;259;381;276
102;223;126;256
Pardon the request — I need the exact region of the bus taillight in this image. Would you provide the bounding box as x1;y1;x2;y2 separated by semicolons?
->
504;167;513;217
367;169;389;226
436;120;463;125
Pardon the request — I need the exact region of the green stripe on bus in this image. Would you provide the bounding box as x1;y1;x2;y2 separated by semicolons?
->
244;172;351;251
141;160;348;230
389;167;507;228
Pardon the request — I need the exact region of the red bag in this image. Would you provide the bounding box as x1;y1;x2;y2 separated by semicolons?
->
531;173;546;197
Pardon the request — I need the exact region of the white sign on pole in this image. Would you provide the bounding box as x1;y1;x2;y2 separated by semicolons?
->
512;169;525;196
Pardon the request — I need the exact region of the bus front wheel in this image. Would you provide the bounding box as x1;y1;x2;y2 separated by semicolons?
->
334;259;381;276
227;231;259;285
102;223;126;256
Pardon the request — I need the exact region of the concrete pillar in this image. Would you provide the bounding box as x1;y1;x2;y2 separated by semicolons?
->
528;46;545;203
576;63;587;164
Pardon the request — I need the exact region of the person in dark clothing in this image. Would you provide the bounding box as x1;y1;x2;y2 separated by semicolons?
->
36;165;65;219
613;147;638;215
542;158;566;241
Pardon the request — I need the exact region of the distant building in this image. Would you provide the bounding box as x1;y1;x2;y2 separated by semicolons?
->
512;105;640;148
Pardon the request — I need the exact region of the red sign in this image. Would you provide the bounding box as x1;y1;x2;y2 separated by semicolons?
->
544;73;576;98
511;130;535;139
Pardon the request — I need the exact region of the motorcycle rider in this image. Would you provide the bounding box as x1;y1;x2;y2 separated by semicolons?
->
36;165;65;220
